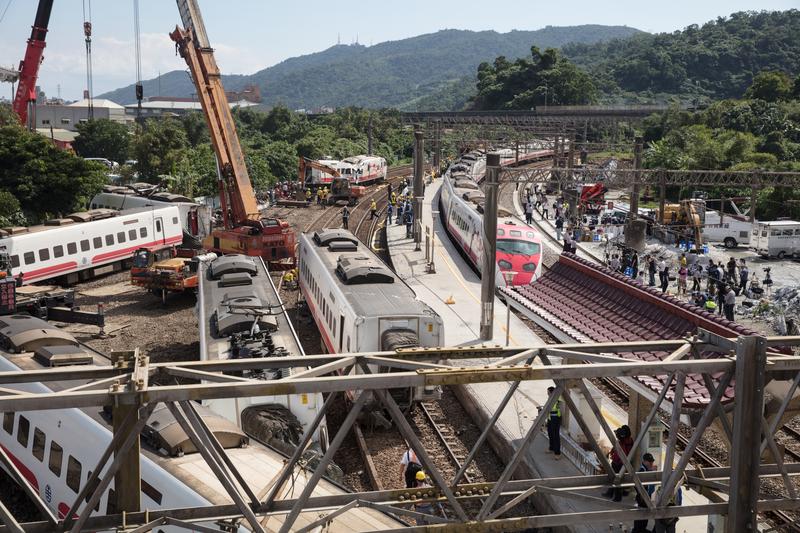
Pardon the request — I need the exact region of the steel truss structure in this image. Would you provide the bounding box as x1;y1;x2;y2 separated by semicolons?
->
0;333;798;532
402;107;673;128
501;165;800;189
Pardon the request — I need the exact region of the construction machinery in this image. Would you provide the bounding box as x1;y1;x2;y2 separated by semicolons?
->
12;0;54;128
578;182;607;216
298;157;365;206
170;0;295;269
658;199;704;250
130;248;207;303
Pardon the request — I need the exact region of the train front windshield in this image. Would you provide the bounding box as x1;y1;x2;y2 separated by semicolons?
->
496;239;540;256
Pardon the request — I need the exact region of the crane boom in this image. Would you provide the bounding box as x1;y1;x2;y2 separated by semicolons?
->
169;0;295;268
13;0;54;128
171;0;259;228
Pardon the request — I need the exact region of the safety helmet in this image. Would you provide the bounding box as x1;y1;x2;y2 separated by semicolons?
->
415;471;426;481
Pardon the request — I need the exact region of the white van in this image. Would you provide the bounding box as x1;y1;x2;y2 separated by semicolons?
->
751;220;800;258
701;210;752;248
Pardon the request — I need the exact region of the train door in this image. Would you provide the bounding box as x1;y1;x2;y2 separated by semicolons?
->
154;217;166;245
339;315;345;352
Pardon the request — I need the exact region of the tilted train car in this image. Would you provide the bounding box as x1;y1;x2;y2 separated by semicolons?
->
0;206;183;285
338;155;387;186
298;229;443;407
0;314;403;531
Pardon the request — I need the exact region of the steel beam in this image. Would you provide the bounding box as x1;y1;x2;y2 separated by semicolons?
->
727;336;767;533
278;391;370;533
166;402;265;533
69;403;156;533
477;383;564;520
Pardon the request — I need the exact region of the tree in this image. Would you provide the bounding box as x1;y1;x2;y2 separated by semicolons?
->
745;71;793;103
0;123;107;221
472;47;597;110
72;119;130;164
131;118;189;181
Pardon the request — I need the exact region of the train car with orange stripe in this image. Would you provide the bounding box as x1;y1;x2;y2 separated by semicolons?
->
0;206;183;285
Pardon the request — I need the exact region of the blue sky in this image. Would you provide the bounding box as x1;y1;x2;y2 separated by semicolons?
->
0;0;796;100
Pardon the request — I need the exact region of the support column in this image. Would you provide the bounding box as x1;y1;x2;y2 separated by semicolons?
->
727;335;767;533
750;184;758;224
413;129;424;247
515;140;519;165
112;351;142;514
433;120;441;172
627;390;653;472
625;137;646;251
480;152;501;341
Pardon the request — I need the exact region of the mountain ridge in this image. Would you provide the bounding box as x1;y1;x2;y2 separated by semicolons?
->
99;25;643;109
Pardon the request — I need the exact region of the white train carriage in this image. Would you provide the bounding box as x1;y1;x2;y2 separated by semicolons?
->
91;185;212;239
298;229;443;406
0;315;403;531
440;151;544;286
338;155;387;186
0;206;184;285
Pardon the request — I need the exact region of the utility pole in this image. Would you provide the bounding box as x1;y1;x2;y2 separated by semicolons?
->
413;129;424;248
480;152;501;341
367;114;373;155
630;136;643;218
432;120;441;173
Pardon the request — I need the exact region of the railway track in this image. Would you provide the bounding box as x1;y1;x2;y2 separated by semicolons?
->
500;179;800;531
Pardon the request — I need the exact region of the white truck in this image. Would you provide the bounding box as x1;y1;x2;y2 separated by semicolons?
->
751;220;800;259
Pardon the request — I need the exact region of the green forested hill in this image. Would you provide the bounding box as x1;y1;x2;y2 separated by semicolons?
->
98;25;641;109
561;10;800;103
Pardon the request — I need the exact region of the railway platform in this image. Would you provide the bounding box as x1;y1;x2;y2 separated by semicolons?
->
385;178;714;532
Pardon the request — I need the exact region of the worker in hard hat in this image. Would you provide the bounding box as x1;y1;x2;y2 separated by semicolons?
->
316;187;323;205
305;188;312;203
282;269;296;290
413;470;436;525
370;199;377;219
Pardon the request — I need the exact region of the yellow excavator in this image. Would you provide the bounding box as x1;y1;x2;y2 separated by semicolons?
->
659;199;704;249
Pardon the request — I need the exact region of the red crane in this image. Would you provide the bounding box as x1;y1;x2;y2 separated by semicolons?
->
13;0;54;128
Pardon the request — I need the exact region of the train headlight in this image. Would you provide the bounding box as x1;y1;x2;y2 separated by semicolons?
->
523;262;537;272
498;260;512;270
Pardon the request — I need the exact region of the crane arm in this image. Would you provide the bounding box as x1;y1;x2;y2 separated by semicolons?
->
170;0;259;227
299;157;341;181
13;0;54;128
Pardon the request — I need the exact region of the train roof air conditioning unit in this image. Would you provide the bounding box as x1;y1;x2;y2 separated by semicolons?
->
335;254;394;285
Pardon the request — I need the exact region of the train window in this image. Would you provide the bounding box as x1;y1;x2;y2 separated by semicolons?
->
53;245;64;258
172;217;178;225
117;231;126;243
38;248;50;261
141;479;163;504
155;220;162;233
80;240;90;252
2;413;13;434
105;234;114;246
67;242;77;255
32;428;45;461
497;229;505;236
10;255;19;268
48;441;63;476
66;456;81;493
17;415;29;448
140;227;148;238
347;336;350;351
106;488;117;515
23;252;35;265
93;237;103;249
128;229;137;241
